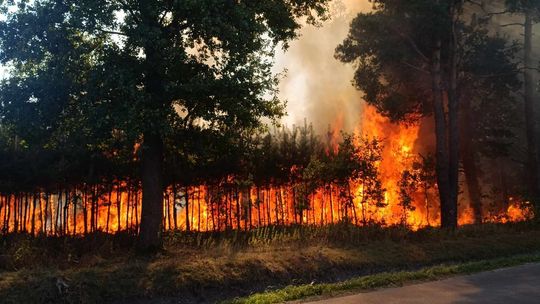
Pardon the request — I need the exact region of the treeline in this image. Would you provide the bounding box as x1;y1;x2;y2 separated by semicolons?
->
0;122;402;235
2;117;529;236
0;0;335;248
335;0;540;228
0;0;538;247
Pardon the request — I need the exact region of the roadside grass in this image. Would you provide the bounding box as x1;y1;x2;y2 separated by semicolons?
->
1;222;540;303
226;253;540;304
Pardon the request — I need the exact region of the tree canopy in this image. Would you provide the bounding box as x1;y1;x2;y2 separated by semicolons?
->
0;0;331;249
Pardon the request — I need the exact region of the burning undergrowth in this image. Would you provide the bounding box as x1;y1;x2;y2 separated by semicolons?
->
0;106;532;236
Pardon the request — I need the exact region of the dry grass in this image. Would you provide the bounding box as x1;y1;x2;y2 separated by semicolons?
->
1;222;540;303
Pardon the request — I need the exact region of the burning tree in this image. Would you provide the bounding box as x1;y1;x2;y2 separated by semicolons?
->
398;170;418;226
329;134;385;225
504;0;540;215
336;0;522;228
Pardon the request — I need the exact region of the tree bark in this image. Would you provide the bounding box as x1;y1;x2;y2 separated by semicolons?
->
126;186;131;231
185;187;190;232
31;193;36;235
138;133;164;250
524;12;540;214
172;184;178;230
431;41;452;228
106;190;112;233
197;186;201;231
116;184;121;233
44;193;49;234
137;4;167;250
446;6;459;229
461;98;483;224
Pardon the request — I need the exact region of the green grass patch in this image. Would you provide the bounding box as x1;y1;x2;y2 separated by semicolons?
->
227;253;540;304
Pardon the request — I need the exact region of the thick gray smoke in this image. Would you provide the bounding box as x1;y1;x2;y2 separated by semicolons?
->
275;0;540;136
274;0;373;133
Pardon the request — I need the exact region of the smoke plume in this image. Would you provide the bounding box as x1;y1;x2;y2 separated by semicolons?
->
274;0;373;133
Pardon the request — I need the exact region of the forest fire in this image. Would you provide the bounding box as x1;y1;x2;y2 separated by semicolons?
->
2;0;540;303
0;0;536;242
0;106;532;235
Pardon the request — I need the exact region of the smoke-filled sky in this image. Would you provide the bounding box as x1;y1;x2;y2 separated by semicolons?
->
274;0;540;134
274;0;373;133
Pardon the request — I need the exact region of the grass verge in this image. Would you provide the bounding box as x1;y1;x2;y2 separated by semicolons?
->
227;253;540;304
1;222;540;303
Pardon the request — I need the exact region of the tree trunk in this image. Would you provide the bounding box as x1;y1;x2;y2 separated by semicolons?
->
447;7;459;229
126;186;131;231
24;193;29;233
172;184;178;230
55;192;62;234
248;188;252;230
83;190;89;234
90;187;96;232
524;12;540;215
431;41;453;228
73;189;77;234
190;191;195;230
197;186;201;231
0;195;4;233
266;188;271;225
134;189;140;233
137;7;168;249
64;190;69;235
185;187;190;232
31;193;36;235
329;185;334;224
321;187;325;226
424;185;431;226
257;187;261;227
116;184;121;233
44;193;49;234
138;133;164;250
106;190;112;233
461;98;483;224
167;190;173;231
13;194;18;233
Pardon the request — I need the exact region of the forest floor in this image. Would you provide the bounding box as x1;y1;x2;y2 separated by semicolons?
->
1;222;540;304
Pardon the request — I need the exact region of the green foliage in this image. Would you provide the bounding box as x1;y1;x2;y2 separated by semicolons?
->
335;0;454;123
328;135;385;223
505;0;540;20
335;0;520;125
0;0;330;194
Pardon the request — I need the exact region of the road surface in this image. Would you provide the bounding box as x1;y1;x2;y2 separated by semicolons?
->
306;263;540;304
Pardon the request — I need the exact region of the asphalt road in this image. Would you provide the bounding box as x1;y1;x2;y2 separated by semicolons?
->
306;263;540;304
